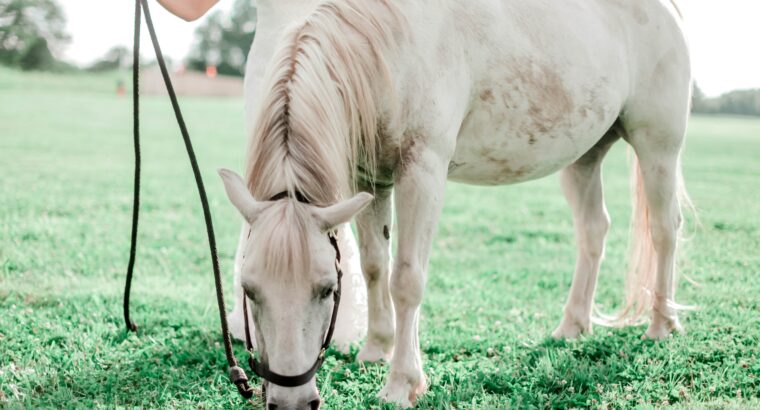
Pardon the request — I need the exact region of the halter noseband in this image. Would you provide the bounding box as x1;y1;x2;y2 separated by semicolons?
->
242;191;343;388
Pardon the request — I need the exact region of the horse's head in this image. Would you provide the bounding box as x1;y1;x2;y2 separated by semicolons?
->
219;169;372;409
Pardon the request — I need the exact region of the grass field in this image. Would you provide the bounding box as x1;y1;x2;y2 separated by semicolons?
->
1;66;759;409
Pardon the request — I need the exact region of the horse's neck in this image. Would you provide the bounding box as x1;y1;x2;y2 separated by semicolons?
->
249;0;405;202
245;0;322;133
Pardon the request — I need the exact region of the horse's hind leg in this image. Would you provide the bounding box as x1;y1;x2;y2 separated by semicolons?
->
355;185;395;362
624;122;687;339
552;128;619;339
621;80;690;338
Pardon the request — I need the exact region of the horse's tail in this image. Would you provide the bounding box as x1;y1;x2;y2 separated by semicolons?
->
600;152;692;325
615;156;656;324
669;0;683;19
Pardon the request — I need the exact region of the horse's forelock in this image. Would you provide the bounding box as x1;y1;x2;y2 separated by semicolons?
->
256;201;312;283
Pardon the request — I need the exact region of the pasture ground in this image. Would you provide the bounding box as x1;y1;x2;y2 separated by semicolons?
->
1;67;759;409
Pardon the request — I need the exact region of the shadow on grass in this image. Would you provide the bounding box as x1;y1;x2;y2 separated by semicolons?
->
419;326;711;408
90;318;265;407
0;293;263;408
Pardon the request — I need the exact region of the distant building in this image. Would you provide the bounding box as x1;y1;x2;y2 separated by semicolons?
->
140;65;243;97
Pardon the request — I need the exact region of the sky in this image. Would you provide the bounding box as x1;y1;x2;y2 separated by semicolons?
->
60;0;759;97
61;1;232;66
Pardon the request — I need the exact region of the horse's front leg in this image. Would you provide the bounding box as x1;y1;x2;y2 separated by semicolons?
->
379;149;448;407
355;184;395;362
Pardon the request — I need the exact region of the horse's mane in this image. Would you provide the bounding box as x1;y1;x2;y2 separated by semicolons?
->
245;0;405;279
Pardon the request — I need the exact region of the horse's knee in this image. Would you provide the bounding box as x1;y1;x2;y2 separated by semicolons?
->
391;260;425;308
361;254;389;286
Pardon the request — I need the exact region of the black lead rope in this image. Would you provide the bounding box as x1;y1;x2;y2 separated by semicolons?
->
122;0;253;399
123;0;141;334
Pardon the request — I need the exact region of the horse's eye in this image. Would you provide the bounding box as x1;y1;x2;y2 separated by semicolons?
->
319;286;334;300
245;289;258;305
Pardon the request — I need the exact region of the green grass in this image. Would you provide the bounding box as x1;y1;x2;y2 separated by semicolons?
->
2;66;759;409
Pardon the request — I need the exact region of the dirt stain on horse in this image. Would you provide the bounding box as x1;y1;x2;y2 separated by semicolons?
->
480;89;495;103
394;131;429;178
503;61;575;142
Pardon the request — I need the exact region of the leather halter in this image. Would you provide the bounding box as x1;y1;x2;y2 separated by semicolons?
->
242;192;343;388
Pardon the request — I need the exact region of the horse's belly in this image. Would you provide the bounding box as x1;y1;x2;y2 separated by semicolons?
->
448;83;621;186
448;136;582;186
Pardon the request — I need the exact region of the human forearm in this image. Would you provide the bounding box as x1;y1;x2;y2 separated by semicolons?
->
156;0;219;22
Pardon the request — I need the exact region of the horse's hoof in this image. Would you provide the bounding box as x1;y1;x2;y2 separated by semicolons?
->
642;315;683;340
357;340;393;363
551;318;590;340
378;369;426;408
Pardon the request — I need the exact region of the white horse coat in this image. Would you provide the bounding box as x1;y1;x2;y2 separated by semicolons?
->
222;0;690;407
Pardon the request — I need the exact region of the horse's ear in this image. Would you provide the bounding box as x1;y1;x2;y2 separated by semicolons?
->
218;168;264;223
312;192;374;231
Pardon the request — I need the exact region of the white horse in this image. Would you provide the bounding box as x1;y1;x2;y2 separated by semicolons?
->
220;0;691;407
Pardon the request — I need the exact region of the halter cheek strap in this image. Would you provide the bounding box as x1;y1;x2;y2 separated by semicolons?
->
242;193;343;388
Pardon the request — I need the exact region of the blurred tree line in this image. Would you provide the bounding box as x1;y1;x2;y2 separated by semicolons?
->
0;0;256;75
186;0;256;77
693;83;760;117
87;46;131;72
0;0;72;71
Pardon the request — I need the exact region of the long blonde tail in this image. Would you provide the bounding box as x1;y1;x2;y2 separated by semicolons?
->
617;156;657;324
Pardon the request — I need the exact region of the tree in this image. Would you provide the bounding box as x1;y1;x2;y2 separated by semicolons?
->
718;89;760;116
186;0;257;77
18;36;54;70
0;0;70;70
691;81;760;117
87;46;131;72
691;82;707;113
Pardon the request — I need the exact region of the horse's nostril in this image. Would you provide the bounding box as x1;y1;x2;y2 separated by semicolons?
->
267;404;278;410
308;399;321;410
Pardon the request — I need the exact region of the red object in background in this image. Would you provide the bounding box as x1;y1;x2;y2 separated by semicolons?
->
206;65;217;78
117;80;126;96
